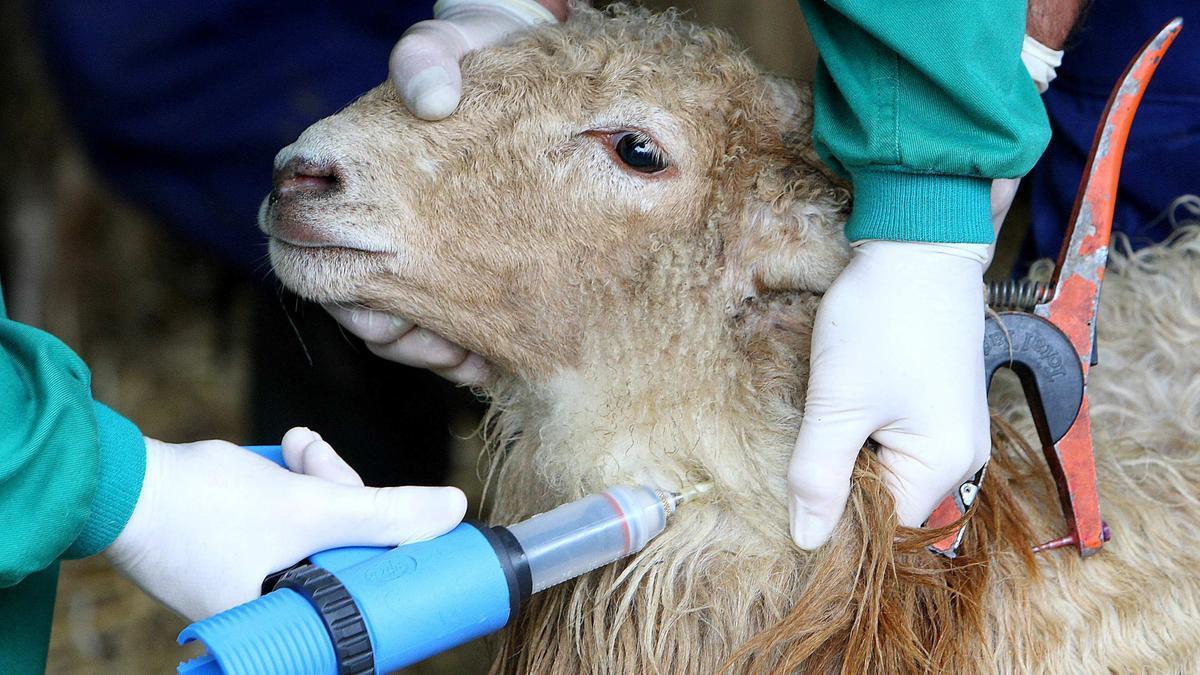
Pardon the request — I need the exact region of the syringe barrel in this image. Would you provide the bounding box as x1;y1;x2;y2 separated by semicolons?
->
505;485;669;594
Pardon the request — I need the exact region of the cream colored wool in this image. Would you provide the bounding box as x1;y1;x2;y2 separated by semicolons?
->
265;5;1200;672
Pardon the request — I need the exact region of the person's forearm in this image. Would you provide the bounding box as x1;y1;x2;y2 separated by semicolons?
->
0;317;102;586
61;402;146;559
0;300;147;583
1027;0;1091;49
796;0;1049;244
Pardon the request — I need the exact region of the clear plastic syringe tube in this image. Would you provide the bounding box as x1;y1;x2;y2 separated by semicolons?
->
504;485;680;594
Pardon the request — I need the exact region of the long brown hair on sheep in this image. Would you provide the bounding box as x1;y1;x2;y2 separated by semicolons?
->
726;422;1039;675
494;420;1041;675
263;2;1200;671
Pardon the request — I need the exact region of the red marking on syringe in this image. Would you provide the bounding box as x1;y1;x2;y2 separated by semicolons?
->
601;491;633;553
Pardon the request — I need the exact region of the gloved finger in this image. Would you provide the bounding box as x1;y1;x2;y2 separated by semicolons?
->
390;21;470;120
876;440;984;528
433;352;490;386
366;327;470;369
281;427;322;471
297;439;365;487
787;414;871;550
324;304;416;344
280;428;363;486
305;484;469;550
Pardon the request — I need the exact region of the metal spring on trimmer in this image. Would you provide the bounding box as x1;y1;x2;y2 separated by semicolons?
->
986;279;1053;310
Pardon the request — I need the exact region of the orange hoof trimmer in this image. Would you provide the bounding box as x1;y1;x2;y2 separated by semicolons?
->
926;18;1184;558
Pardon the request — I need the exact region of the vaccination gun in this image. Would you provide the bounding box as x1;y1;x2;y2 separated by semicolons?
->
176;445;710;674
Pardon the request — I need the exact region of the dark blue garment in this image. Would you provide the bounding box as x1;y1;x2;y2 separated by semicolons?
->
31;2;432;272
1026;1;1199;261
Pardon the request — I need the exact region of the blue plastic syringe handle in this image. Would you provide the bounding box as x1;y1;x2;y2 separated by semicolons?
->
178;524;515;674
241;444;286;465
176;446;521;674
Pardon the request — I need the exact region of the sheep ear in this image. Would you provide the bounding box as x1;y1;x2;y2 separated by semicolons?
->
722;77;850;302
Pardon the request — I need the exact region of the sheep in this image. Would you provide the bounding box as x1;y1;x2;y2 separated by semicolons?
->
262;5;1200;673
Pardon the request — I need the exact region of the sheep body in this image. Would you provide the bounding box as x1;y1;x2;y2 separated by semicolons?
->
263;6;1200;672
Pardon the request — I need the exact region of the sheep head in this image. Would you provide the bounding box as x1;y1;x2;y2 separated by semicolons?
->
263;8;1030;672
263;6;849;384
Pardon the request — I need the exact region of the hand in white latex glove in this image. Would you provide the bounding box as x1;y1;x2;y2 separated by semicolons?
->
391;0;559;120
105;428;467;620
325;304;489;385
788;241;991;549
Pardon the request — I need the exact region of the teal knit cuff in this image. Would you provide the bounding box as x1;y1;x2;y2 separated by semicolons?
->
63;403;146;559
845;170;994;244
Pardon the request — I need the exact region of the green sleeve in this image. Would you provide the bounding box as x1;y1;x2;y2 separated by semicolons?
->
795;0;1050;244
63;401;146;559
0;305;146;587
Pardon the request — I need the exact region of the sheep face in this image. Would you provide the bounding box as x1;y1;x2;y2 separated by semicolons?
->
257;8;1200;673
263;10;849;381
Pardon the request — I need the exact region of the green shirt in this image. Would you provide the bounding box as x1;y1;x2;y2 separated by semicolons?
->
797;0;1050;243
0;287;146;674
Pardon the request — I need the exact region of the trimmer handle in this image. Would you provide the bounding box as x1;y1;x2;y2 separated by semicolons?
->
926;312;1084;557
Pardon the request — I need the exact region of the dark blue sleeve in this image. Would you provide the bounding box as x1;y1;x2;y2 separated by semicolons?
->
30;1;432;272
1025;1;1200;261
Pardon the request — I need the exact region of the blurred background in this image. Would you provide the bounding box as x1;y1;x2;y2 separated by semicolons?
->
0;0;1192;672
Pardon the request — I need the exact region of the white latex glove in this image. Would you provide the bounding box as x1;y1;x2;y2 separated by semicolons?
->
325;304;489;385
105;428;467;620
1021;35;1064;95
788;241;991;549
391;0;558;120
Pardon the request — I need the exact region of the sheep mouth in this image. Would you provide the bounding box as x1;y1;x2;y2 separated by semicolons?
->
259;193;390;256
268;235;386;256
268;237;390;305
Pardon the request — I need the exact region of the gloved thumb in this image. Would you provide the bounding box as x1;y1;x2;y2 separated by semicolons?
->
307;482;469;550
875;442;978;529
787;411;870;550
873;413;990;529
280;427;364;487
390;1;558;120
390;21;469;121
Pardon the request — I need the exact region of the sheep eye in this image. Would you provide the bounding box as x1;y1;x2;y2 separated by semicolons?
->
613;131;668;173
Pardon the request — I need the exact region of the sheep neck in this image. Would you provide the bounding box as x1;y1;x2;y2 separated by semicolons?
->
483;285;816;521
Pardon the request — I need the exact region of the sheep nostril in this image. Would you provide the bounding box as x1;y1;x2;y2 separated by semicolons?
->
273;157;341;198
